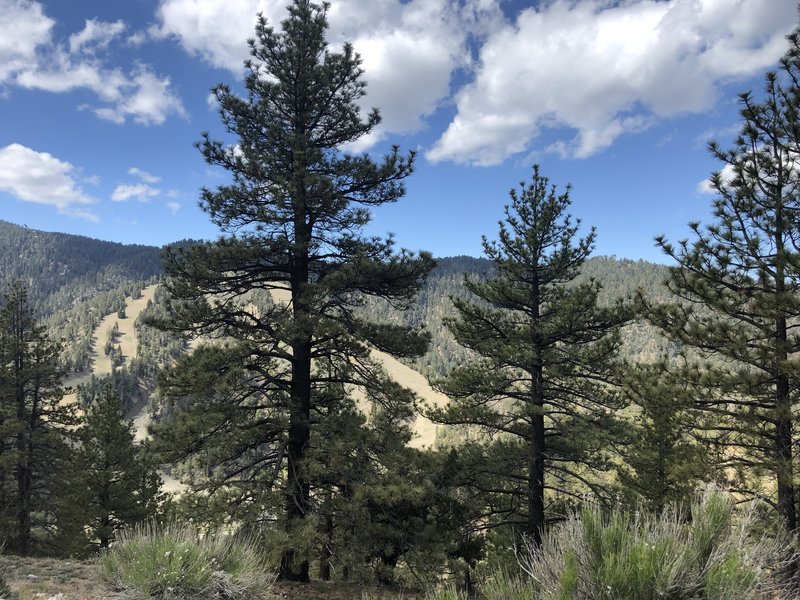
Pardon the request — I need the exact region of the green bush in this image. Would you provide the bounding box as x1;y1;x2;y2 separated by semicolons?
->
99;520;274;599
526;488;793;599
427;488;795;600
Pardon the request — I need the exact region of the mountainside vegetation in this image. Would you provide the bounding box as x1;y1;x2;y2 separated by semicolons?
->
0;220;163;373
360;254;674;381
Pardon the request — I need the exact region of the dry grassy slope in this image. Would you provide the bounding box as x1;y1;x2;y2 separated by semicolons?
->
66;282;444;495
61;285;158;410
0;555;120;600
57;285;186;494
267;286;445;448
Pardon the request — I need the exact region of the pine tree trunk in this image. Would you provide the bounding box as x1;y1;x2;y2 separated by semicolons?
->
319;509;333;581
280;339;312;582
280;242;312;582
774;200;796;532
775;322;796;531
16;459;31;556
15;343;30;556
528;279;545;547
528;373;546;547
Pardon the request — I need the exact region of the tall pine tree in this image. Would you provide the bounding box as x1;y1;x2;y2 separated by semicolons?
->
148;0;432;581
77;384;161;550
428;166;628;546
648;28;800;531
0;281;76;555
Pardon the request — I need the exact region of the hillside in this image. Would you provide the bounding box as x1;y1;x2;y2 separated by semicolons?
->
0;220;162;304
360;255;674;380
0;221;163;372
0;219;672;378
126;255;672;449
0;222;676;464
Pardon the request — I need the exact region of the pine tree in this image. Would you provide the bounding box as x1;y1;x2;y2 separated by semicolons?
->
0;281;76;555
148;0;432;581
77;384;161;550
648;28;800;531
428;166;628;546
617;360;709;513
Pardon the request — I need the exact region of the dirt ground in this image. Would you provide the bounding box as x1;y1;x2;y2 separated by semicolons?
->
0;555;120;600
0;555;422;599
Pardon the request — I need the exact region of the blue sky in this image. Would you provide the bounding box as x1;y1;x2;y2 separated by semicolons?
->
0;0;796;263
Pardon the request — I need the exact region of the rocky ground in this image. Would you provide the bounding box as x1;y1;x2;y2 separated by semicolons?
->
0;555;114;600
0;555;422;600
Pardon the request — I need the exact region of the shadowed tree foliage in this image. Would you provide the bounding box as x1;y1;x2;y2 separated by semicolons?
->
428;166;629;547
147;0;433;581
77;385;161;551
617;359;711;513
647;28;800;532
0;281;76;556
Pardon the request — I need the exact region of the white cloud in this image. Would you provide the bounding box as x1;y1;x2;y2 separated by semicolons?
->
329;0;489;143
152;0;273;72
696;163;735;194
697;150;800;194
694;123;742;147
128;167;161;183
154;0;501;147
69;19;126;54
3;1;185;126
428;0;796;165
0;143;97;221
0;0;53;84
111;183;160;202
93;64;186;125
166;201;181;213
127;30;149;46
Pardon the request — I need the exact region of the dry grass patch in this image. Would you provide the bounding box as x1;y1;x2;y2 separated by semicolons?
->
0;554;118;600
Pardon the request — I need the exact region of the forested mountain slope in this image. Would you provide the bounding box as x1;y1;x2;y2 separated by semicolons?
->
0;219;673;376
360;255;674;378
0;220;161;304
0;220;163;371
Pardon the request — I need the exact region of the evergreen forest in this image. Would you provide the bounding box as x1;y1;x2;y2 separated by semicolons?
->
4;2;800;599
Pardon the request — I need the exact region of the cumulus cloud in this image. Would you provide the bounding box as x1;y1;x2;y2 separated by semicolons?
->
0;0;53;84
153;0;501;146
90;65;186;125
166;201;181;213
69;18;126;54
20;58;187;126
329;0;486;143
696;163;735;194
3;1;185;125
152;0;280;72
0;143;97;221
111;183;160;202
428;0;796;165
128;167;161;183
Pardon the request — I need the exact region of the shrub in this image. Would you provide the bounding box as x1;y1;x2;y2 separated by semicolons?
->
99;520;274;599
521;487;794;599
426;488;796;600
